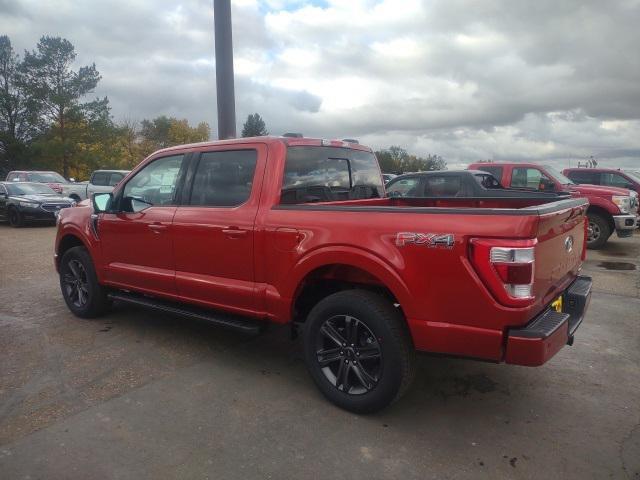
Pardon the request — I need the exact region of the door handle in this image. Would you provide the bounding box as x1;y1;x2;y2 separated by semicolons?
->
148;223;168;234
222;227;248;238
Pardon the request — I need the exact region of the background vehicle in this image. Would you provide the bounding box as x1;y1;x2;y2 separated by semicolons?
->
5;171;68;194
0;182;75;227
382;173;396;184
55;137;591;413
468;162;638;249
562;167;640;197
386;170;570;202
62;170;130;202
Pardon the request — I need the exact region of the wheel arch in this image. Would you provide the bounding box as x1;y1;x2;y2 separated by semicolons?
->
586;204;615;233
287;246;413;324
56;233;89;269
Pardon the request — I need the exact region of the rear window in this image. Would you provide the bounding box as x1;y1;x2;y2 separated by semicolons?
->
281;146;383;204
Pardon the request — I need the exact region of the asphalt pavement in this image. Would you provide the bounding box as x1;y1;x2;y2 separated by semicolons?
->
1;224;639;479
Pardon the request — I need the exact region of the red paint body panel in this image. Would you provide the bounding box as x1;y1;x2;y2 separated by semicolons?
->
55;137;591;367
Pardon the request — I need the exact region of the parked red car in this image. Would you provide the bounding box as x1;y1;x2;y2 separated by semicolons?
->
55;137;592;412
6;170;68;194
468;162;638;249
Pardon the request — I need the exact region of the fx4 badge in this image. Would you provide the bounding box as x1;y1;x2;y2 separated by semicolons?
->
396;232;455;249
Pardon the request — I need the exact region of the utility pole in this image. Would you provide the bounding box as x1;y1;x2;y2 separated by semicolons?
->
213;0;237;139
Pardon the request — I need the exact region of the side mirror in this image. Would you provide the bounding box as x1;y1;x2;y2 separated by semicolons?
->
69;177;76;183
92;192;113;213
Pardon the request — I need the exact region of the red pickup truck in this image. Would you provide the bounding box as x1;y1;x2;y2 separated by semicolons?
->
55;137;592;413
468;162;639;249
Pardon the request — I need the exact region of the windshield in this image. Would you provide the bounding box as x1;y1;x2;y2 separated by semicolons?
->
6;183;57;195
31;172;67;183
281;146;384;203
624;171;640;183
544;166;575;185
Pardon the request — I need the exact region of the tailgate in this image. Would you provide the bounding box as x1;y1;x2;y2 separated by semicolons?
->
531;201;587;308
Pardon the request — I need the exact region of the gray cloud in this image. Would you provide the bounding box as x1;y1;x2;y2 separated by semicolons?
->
1;0;638;168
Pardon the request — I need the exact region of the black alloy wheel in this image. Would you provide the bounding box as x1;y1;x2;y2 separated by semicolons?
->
316;314;382;394
59;246;111;318
304;290;415;413
62;259;90;308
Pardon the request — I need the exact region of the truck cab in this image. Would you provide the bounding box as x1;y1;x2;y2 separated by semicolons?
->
468;162;638;248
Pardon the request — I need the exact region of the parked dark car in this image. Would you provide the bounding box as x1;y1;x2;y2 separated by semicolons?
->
5;170;68;194
386;170;571;201
0;182;75;227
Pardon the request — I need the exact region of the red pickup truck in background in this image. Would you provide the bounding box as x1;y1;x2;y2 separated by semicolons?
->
468;162;639;249
55;137;592;412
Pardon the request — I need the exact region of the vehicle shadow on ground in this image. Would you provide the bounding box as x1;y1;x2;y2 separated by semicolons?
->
94;301;523;420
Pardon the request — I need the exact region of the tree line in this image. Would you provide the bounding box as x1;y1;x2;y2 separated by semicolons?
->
0;35;209;180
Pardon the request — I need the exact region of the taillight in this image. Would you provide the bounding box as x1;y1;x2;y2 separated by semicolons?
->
470;238;537;307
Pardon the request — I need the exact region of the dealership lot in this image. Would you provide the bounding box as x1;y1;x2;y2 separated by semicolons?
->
1;225;639;479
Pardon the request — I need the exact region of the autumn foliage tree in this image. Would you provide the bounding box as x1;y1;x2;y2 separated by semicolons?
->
376;146;446;173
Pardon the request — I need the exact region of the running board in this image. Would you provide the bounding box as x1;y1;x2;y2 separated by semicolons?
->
108;291;263;335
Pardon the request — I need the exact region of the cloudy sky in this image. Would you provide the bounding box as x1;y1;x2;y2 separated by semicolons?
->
1;0;639;168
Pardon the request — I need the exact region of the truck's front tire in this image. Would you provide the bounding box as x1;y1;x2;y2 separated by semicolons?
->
303;290;415;413
587;213;611;249
59;246;111;318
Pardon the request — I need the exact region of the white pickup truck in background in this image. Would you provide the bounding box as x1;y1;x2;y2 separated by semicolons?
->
62;170;130;202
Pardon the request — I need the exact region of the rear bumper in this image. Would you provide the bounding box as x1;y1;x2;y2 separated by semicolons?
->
614;214;638;237
505;276;592;366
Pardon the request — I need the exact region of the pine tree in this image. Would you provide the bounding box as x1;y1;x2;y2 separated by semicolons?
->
241;113;268;137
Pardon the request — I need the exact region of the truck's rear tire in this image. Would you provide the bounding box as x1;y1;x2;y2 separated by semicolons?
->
59;246;111;318
586;213;610;249
303;290;415;413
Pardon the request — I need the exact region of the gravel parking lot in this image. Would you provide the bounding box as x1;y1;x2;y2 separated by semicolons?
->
1;224;639;479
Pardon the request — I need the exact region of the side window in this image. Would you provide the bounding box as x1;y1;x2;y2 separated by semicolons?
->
424;176;463;197
566;170;598;184
189;150;258;207
511;168;552;190
108;173;125;186
91;172;110;186
386;177;421;197
7;173;17;181
123;155;184;210
601;173;632;189
20;173;29;181
478;166;503;181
